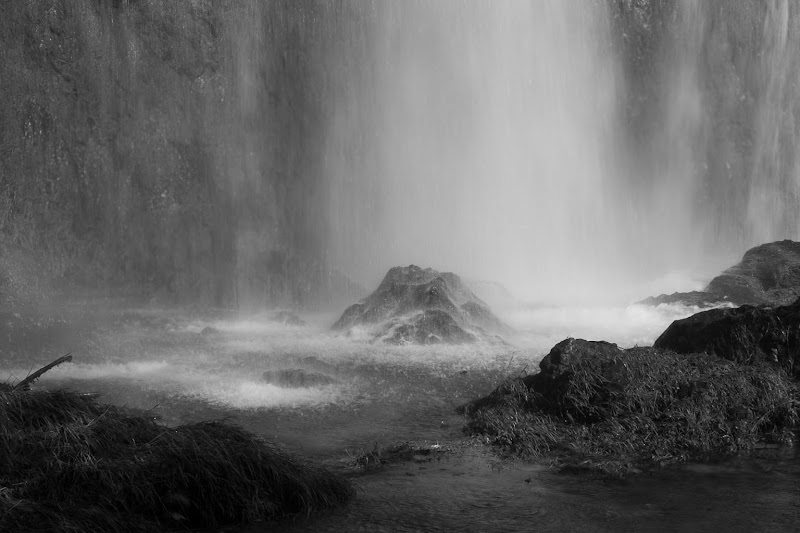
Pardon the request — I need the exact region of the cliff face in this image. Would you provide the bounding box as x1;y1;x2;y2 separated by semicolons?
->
0;0;347;307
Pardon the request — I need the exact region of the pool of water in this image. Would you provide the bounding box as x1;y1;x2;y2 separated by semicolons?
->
3;303;799;532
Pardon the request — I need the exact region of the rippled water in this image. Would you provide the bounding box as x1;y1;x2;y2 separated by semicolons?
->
5;303;799;532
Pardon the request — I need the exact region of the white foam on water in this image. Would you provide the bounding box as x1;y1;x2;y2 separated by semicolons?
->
503;302;724;351
177;378;343;410
9;300;726;412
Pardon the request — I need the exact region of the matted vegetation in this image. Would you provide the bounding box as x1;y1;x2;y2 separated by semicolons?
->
460;346;800;476
0;382;354;531
349;441;451;471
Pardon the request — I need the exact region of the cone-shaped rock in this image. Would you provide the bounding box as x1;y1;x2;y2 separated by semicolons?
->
332;265;507;344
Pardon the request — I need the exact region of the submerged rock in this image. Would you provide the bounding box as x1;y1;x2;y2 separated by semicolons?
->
262;368;337;388
654;297;800;378
200;326;220;336
332;265;507;344
641;240;800;307
270;310;306;326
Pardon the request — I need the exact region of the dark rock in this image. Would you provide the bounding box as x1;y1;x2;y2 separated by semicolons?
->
271;311;306;326
638;291;732;308
640;240;800;307
521;339;626;420
654;297;800;378
262;368;338;388
332;265;507;344
706;240;800;306
536;337;623;375
200;326;220;336
460;338;634;424
382;310;476;345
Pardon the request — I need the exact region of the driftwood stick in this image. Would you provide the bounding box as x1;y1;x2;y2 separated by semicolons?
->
13;353;73;392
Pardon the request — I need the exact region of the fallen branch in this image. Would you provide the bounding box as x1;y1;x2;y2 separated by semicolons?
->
13;353;73;392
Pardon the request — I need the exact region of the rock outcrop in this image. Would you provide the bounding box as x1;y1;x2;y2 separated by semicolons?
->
654;297;800;378
706;240;800;306
332;265;507;344
641;240;800;307
520;338;626;422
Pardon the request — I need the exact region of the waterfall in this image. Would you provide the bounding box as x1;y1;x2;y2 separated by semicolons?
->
323;1;800;303
326;1;627;303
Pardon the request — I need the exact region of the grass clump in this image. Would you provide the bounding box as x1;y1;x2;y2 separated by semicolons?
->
460;343;800;476
0;387;354;531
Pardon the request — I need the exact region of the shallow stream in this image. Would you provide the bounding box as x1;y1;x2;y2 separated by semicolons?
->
4;303;799;532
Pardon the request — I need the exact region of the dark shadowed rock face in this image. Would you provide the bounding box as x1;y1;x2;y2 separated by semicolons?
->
521;338;626;419
654;297;800;378
482;338;626;407
536;338;623;376
332;265;507;344
706;240;800;306
641;240;800;307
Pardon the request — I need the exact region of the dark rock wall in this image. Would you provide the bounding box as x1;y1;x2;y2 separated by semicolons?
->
0;0;353;308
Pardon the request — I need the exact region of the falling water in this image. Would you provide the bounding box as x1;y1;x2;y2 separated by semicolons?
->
325;1;628;303
322;1;800;305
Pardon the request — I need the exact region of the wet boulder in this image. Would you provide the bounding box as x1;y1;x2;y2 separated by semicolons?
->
654;297;800;378
332;265;507;344
705;240;800;306
640;240;800;307
262;368;337;388
521;338;626;421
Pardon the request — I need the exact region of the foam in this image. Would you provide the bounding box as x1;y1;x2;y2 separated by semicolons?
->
7;304;718;411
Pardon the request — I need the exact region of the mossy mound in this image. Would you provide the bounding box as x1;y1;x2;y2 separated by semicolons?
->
460;339;800;476
0;388;354;532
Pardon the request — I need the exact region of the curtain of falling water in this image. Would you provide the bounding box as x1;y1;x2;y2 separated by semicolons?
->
325;1;633;303
323;1;800;304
